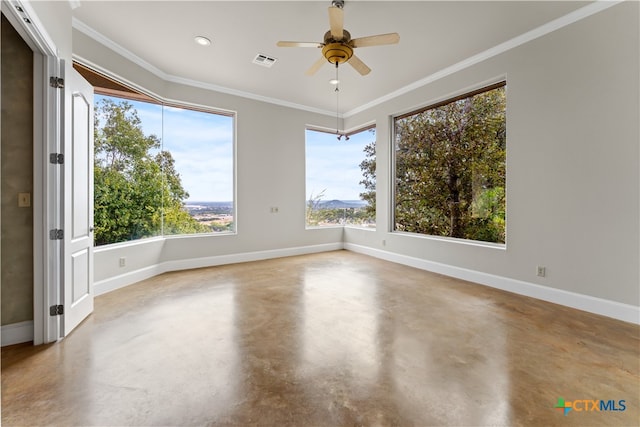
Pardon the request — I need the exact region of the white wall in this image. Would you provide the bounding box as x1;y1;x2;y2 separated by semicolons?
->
72;29;344;288
28;0;72;58
70;3;638;321
344;2;639;310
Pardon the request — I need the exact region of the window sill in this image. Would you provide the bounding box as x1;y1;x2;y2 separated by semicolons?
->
94;232;237;252
391;230;507;250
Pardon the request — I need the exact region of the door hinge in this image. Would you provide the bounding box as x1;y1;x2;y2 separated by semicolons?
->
49;305;64;316
50;76;64;89
49;153;64;164
49;229;64;240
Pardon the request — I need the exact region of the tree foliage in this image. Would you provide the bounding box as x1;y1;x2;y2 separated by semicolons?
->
361;85;506;243
94;98;208;245
306;189;327;226
359;131;376;221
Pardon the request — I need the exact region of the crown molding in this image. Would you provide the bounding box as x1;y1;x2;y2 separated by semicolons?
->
71;17;336;117
72;1;621;119
164;74;337;117
343;0;623;117
72;17;170;80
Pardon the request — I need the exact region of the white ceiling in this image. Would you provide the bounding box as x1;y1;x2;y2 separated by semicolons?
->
72;1;592;115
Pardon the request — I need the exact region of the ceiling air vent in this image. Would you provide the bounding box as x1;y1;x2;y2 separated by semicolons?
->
253;54;277;68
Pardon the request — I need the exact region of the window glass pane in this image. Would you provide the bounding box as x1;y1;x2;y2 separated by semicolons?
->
306;128;376;228
94;95;163;245
161;106;234;235
394;84;506;243
93;93;235;246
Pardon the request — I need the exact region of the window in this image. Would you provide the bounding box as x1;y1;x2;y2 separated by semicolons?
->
306;127;376;228
393;82;506;244
160;104;234;236
93;92;234;246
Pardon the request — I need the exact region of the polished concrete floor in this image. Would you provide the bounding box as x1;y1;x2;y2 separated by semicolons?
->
2;250;639;426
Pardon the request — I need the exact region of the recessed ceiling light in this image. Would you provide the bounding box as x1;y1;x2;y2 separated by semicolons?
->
329;79;340;85
194;36;211;46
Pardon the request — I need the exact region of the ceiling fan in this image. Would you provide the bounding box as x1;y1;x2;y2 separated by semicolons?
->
276;0;400;76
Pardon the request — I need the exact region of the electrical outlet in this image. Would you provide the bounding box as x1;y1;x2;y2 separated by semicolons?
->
270;207;279;213
536;266;546;277
119;257;126;267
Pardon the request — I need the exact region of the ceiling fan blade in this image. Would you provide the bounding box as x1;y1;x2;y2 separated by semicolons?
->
305;56;327;76
328;6;344;39
347;54;371;76
350;33;400;48
277;41;323;48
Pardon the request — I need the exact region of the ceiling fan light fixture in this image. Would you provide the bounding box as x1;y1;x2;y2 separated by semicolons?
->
276;0;399;76
322;42;353;64
194;36;211;46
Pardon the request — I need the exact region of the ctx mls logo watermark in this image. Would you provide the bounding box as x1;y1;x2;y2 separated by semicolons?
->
554;398;626;416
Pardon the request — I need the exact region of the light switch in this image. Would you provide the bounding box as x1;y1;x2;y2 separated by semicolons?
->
18;193;31;208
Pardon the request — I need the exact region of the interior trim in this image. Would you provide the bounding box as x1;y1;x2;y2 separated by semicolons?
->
1;0;56;56
72;18;337;118
345;0;622;117
1;321;34;347
94;243;344;297
344;243;640;325
94;239;639;326
71;1;622;119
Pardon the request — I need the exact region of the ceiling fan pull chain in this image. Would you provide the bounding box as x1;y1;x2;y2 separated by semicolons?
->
335;63;342;140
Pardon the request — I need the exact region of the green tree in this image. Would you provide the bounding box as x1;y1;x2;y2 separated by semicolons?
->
94;98;208;245
359;136;376;221
377;85;506;243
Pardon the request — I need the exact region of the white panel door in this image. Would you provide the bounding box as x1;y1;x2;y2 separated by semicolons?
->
63;68;94;336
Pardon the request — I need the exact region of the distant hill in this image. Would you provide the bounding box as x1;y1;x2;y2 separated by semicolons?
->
186;201;233;209
317;200;367;209
186;200;368;210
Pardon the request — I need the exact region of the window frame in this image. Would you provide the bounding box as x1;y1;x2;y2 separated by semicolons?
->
77;62;238;246
304;124;377;230
390;80;507;247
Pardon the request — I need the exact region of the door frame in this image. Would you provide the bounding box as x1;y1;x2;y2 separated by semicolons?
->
2;0;61;344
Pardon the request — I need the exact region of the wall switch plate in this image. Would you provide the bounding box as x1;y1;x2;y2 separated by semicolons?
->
18;193;31;207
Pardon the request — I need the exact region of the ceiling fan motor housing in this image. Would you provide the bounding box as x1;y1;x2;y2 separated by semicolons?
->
322;42;353;64
276;7;398;76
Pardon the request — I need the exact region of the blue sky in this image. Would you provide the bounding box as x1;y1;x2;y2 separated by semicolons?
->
96;94;233;202
306;128;375;201
96;94;374;202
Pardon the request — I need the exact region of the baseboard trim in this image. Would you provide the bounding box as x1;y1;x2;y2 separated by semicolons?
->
94;264;164;296
162;242;344;272
344;243;640;325
1;321;34;347
94;243;344;296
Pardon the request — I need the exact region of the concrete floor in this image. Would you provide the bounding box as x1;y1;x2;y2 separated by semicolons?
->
2;250;638;426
